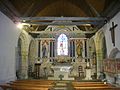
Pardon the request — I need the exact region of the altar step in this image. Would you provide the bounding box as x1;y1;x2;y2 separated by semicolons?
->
50;81;75;90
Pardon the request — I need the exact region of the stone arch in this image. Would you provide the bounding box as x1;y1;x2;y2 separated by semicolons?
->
16;38;22;79
89;37;96;59
28;39;36;77
109;48;120;58
89;37;97;77
16;31;29;79
95;30;107;77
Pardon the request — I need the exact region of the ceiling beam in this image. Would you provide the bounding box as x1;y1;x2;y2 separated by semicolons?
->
0;0;20;21
86;1;100;17
0;0;20;16
23;2;35;17
20;17;106;21
102;0;120;19
22;21;102;26
29;29;96;34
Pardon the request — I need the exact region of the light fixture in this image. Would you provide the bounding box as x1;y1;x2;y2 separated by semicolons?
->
16;22;23;29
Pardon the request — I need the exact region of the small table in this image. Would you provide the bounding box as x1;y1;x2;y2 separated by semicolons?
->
48;63;74;80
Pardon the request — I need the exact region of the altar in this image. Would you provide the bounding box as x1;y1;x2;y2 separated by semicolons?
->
48;63;74;80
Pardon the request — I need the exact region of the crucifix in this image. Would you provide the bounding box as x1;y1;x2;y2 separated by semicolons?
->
109;22;118;46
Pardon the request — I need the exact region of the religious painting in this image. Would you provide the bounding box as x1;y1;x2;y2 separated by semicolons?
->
76;40;83;57
42;40;48;58
57;34;68;55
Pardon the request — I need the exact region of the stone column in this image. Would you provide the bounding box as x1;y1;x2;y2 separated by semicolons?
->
84;40;87;62
86;39;89;59
21;50;28;79
75;40;77;58
68;39;70;57
96;51;103;79
48;41;50;59
40;40;42;59
55;39;57;57
70;40;73;61
35;40;38;58
53;41;55;57
51;41;53;58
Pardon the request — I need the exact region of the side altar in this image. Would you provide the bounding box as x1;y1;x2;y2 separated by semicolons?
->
48;62;74;80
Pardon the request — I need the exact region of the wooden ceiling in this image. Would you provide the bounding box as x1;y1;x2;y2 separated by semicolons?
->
0;0;120;35
0;0;120;18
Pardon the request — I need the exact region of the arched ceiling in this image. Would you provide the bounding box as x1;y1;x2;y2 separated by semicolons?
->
6;0;106;17
0;0;120;38
1;0;119;17
36;1;87;17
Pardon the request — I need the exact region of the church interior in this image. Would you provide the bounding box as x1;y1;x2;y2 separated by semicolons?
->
0;0;120;90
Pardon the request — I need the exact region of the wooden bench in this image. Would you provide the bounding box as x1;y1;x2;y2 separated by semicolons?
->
0;80;54;90
11;80;54;83
74;86;120;90
72;81;120;90
0;84;51;90
72;81;104;84
1;80;120;90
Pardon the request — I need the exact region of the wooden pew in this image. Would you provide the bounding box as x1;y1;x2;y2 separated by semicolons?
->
11;80;54;83
74;86;120;90
1;80;120;90
72;81;104;84
72;81;120;90
0;84;50;90
8;85;50;90
0;80;54;90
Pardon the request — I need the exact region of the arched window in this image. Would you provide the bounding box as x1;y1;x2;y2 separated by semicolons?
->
57;34;68;55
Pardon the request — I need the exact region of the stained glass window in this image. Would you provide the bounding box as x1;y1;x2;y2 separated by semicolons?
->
57;34;68;55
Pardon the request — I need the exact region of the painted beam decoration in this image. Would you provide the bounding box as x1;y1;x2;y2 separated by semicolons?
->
19;17;106;26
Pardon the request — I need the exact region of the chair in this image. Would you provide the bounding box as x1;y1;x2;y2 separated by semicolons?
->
78;66;84;78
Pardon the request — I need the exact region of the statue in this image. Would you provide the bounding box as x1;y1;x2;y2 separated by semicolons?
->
42;40;48;58
40;59;53;77
76;40;83;57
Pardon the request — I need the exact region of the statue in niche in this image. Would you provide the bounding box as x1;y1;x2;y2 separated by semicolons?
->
42;41;48;58
76;40;83;58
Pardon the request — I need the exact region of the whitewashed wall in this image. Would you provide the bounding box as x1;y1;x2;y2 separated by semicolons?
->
100;11;120;57
99;11;120;85
0;11;21;83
